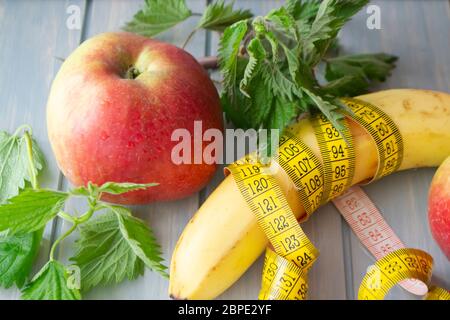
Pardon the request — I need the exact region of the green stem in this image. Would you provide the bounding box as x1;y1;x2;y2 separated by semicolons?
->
76;198;97;224
49;197;98;261
58;211;76;223
13;124;32;137
23;131;39;190
182;29;198;49
49;222;77;261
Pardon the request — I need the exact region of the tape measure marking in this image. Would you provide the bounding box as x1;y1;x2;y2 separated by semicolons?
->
228;154;319;273
277;132;324;217
342;97;404;182
312;114;356;205
426;286;450;300
358;248;433;300
227;97;449;300
259;248;309;300
332;186;429;296
228;133;324;300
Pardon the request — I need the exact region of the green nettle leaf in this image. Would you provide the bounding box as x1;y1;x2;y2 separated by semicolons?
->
123;0;192;37
322;75;367;97
264;64;301;102
217;0;383;150
266;7;299;41
0;131;45;204
0;189;68;235
21;261;81;300
263;31;280;63
323;53;398;96
239;37;266;96
98;182;159;195
70;182;158;198
301;0;369;65
265;98;298;134
220;86;252;129
198;0;253;32
69;186;91;197
218;20;248;94
70;211;144;291
262;98;298;160
286;0;321;22
0;229;43;288
302;88;345;130
113;206;167;277
247;75;274;127
70;207;166;291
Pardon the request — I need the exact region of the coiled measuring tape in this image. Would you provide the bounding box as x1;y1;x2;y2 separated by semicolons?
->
332;186;430;295
276;132;324;217
337;98;448;300
228;132;324;300
228;97;449;300
341;97;404;182
312;114;355;202
358;248;433;299
227;151;319;269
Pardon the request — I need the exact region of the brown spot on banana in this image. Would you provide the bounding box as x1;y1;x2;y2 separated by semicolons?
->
403;99;412;111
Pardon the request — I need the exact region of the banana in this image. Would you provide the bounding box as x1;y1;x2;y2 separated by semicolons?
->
169;89;450;300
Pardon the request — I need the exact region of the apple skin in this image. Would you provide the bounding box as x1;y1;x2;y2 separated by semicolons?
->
47;32;223;204
428;155;450;260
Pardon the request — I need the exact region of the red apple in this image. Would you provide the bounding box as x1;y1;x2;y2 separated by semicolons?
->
47;32;223;204
428;155;450;260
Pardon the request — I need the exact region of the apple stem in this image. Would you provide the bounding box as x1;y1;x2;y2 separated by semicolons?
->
124;66;140;79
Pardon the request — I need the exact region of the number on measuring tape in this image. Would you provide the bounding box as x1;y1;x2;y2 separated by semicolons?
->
259;248;310;300
227;154;319;300
312;114;355;204
334;186;449;299
358;248;434;300
227;97;449;300
341;98;404;181
276;132;324;217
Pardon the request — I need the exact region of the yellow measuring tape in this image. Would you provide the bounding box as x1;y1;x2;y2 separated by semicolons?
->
312;114;355;202
276;132;324;217
341;97;404;181
228;135;320;300
228;97;449;300
358;248;433;299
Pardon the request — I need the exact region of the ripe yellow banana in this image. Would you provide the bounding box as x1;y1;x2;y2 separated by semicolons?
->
169;89;450;300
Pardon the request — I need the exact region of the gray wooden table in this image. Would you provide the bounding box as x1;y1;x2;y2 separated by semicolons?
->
0;0;449;300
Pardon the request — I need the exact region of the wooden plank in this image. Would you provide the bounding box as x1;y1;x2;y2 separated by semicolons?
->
209;0;348;300
53;0;208;300
2;0;447;301
0;0;86;299
338;0;450;299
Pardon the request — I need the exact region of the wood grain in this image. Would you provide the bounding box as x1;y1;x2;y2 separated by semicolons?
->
53;0;208;300
0;0;448;300
0;0;86;299
338;0;450;299
211;0;348;300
